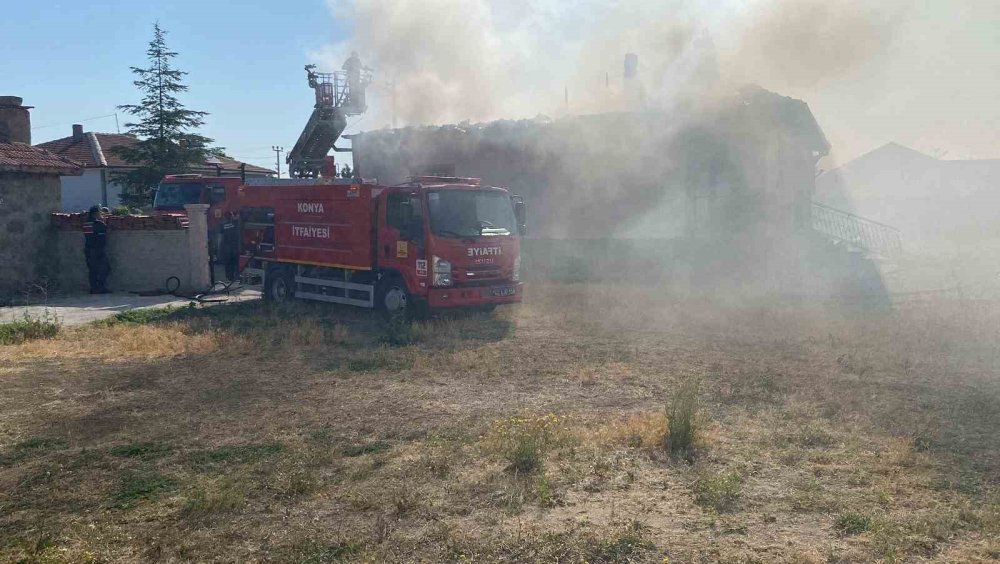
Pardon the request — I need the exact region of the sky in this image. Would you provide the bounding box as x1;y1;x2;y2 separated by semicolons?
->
3;0;348;174
3;0;1000;174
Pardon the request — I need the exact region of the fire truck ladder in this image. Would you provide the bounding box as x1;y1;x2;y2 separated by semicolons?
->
811;201;902;257
286;65;370;178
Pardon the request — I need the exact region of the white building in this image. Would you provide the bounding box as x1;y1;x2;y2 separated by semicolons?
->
36;125;275;211
816;143;1000;251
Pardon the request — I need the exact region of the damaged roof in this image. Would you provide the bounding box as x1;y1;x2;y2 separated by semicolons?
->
0;142;84;174
349;85;831;157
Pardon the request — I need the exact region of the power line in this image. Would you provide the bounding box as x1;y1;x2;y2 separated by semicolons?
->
31;113;119;131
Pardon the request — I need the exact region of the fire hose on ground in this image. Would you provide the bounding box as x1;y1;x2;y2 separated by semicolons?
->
163;244;261;304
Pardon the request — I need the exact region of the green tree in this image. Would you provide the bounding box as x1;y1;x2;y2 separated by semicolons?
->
112;23;212;208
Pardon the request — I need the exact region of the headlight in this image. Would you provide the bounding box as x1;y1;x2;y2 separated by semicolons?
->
512;253;521;282
432;255;452;287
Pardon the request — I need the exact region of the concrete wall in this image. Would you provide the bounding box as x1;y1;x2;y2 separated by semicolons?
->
60;169;125;212
53;204;210;294
0;171;62;300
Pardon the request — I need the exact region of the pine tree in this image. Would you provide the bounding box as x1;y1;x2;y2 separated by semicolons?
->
112;23;213;208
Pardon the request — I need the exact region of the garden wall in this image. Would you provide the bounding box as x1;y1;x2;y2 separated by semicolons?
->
51;204;210;294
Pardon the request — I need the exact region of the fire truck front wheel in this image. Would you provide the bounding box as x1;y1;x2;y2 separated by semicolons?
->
375;275;409;316
264;266;295;302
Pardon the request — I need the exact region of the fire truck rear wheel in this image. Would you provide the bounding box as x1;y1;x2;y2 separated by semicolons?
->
376;275;409;316
265;267;295;302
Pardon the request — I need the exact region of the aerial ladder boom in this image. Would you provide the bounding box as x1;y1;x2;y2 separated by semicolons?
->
287;64;371;178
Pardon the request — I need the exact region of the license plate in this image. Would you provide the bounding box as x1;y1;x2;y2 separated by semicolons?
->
491;285;516;297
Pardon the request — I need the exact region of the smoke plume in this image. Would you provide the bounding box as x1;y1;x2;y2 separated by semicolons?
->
320;0;906;128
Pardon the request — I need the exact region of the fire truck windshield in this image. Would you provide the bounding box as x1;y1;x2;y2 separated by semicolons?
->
428;190;516;238
154;183;203;210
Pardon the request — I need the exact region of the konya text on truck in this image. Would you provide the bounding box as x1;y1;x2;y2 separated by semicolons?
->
153;174;526;315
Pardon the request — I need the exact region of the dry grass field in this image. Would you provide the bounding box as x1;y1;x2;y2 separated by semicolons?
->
1;284;998;562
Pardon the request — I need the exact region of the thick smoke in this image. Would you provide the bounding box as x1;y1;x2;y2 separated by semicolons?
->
320;0;907;128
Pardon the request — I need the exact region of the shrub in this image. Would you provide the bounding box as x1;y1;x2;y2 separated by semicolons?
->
0;311;59;345
110;205;134;216
692;469;742;512
666;379;700;459
484;414;568;475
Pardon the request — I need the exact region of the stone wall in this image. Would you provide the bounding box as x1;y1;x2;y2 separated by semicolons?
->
52;204;210;294
0;171;62;300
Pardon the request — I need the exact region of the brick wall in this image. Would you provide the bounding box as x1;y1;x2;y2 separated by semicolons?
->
0;171;62;299
52;204;210;294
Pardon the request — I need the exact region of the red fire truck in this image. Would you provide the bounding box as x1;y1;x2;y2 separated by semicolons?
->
235;176;525;315
153;175;242;226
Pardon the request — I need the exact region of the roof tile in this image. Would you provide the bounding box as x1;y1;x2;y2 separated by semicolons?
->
0;143;84;174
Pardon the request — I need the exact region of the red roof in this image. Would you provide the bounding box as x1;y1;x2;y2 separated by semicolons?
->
0;142;84;174
36;132;275;176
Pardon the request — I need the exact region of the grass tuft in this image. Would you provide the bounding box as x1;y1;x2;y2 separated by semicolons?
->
109;441;172;459
835;512;873;536
666;379;700;459
593;520;654;562
182;479;247;516
483;413;568;475
114;472;178;506
189;443;285;468
15;437;68;451
301;541;362;563
0;437;68;466
693;468;743;512
380;314;417;346
342;440;391;457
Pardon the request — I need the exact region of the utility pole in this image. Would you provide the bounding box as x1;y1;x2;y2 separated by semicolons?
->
272;146;284;178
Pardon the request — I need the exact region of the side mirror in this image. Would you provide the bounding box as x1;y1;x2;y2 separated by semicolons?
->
514;199;526;235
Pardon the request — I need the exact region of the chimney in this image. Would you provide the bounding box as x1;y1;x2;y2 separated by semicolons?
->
72;124;84;141
0;95;32;145
624;53;638;81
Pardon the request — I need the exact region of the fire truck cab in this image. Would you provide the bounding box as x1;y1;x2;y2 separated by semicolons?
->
153;174;243;222
237;176;525;315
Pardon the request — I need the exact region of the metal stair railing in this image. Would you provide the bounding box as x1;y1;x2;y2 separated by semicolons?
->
811;201;902;256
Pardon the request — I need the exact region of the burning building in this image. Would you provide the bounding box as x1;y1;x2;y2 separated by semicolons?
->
346;84;879;297
351;85;829;242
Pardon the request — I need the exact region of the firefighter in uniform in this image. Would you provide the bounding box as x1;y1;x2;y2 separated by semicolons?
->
83;205;111;294
342;51;365;111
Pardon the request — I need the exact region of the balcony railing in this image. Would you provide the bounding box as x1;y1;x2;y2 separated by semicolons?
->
811;201;902;256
